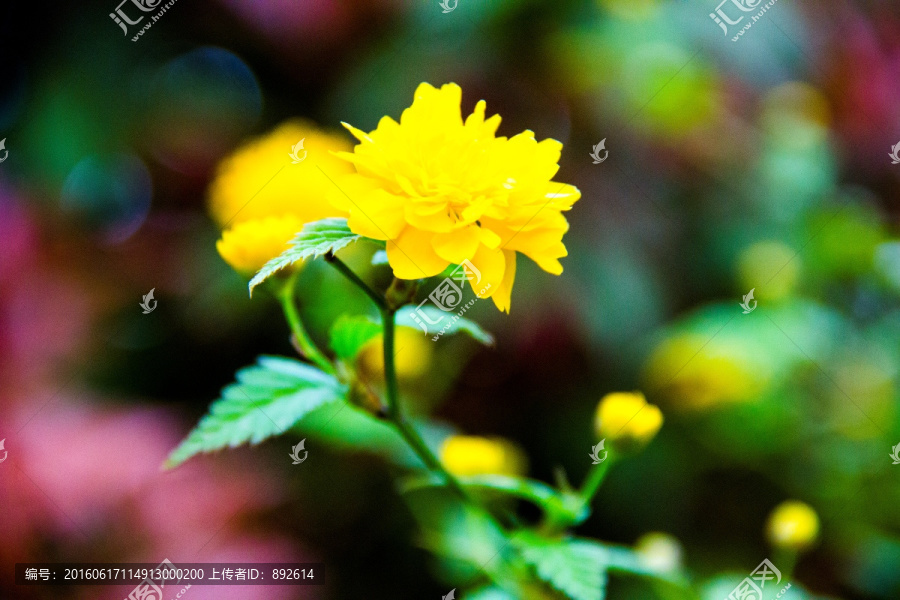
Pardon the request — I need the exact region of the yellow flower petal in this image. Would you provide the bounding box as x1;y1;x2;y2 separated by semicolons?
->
470;245;507;300
479;227;502;249
387;227;450;279
208;120;352;228
345;187;408;240
491;250;517;313
539;182;582;212
431;226;481;264
340;121;374;144
404;201;456;232
216;215;305;274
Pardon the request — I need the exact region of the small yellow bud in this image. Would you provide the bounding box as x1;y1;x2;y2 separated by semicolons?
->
766;500;819;551
439;435;527;478
594;392;663;448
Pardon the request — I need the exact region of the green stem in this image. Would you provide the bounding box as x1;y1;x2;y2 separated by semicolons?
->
325;253;387;310
772;548;797;581
325;256;490;511
540;454;616;535
381;307;472;502
277;276;335;375
579;454;615;507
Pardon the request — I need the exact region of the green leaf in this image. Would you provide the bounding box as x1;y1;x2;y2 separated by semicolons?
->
328;307;493;362
465;587;519;600
395;304;494;346
249;218;360;296
513;532;608;600
329;315;382;361
165;356;346;468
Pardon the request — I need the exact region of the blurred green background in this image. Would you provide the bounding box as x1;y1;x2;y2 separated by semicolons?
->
1;0;900;598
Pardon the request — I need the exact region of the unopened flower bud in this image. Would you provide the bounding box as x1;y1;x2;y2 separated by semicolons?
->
594;391;663;449
766;500;819;551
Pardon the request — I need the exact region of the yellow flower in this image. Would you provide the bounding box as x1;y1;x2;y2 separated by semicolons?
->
594;391;663;448
335;83;581;312
766;500;819;551
440;435;527;477
216;215;305;274
209;120;354;227
208;120;353;273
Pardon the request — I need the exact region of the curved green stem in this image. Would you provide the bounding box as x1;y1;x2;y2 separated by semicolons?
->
579;454;615;505
536;453;617;533
277;276;335;375
381;307;472;502
325;253;387;310
324;256;491;510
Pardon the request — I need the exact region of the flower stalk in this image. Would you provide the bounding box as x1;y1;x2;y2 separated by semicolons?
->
277;276;335;375
324;252;387;310
579;454;615;506
381;306;473;502
325;256;473;503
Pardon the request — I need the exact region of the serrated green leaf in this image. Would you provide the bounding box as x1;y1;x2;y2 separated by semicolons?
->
513;532;609;600
249;218;360;296
395;304;494;346
329;315;382;360
165;356;346;468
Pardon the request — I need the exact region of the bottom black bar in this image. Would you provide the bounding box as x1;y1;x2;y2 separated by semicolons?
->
16;562;324;585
